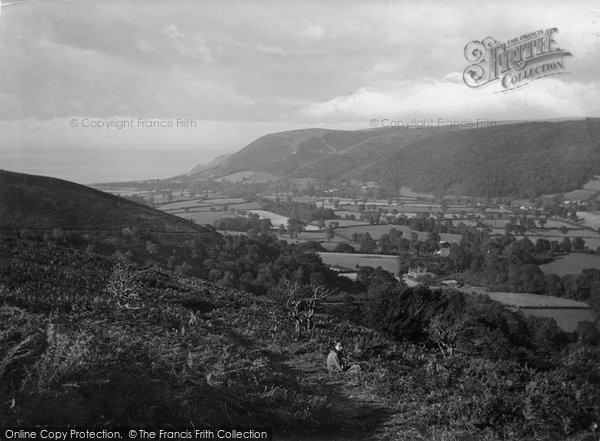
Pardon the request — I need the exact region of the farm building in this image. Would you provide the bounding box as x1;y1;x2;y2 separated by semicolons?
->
402;267;437;286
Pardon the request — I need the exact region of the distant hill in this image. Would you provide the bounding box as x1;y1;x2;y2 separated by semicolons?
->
0;170;217;234
365;118;600;197
193;127;416;179
189;118;600;198
186;153;233;176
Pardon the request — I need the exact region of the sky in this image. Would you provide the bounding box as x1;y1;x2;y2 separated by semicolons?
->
1;0;599;183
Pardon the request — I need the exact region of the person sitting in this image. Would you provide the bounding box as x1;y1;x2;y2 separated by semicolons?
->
327;341;361;374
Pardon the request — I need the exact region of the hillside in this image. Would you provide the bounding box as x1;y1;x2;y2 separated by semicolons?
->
0;237;385;437
190;127;414;179
366;118;600;197
0;170;215;234
186;153;233;176
289;128;440;183
2;237;600;440
191;118;600;198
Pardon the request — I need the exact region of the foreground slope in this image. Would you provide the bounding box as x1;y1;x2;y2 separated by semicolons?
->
0;170;214;234
2;237;599;440
0;237;388;438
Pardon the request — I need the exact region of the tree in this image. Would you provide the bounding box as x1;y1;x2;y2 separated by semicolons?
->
278;224;286;237
561;237;572;253
449;243;468;272
538;218;547;229
359;232;378;253
357;266;397;288
572;237;585;252
247;228;259;241
544;273;564;297
507;263;546;293
287;218;304;238
427;313;472;357
534;238;550;254
370;212;381;225
280;279;330;338
378;234;393;254
325;225;336;242
334;243;355;253
577;321;600;345
440;200;448;213
426;231;440;244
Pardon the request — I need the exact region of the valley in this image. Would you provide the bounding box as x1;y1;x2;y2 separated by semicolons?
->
4;119;600;440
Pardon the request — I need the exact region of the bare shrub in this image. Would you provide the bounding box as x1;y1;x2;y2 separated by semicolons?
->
106;264;142;309
25;323;92;392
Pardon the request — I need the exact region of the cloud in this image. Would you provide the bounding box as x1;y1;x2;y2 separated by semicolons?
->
163;24;213;62
370;62;402;75
257;43;287;57
137;39;158;54
441;72;464;83
1;0;599;159
296;22;325;41
301;76;600;123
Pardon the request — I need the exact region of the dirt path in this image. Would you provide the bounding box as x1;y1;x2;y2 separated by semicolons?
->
279;357;393;441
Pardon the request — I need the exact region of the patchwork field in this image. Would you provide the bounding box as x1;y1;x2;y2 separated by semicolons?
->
519;308;597;332
318;252;399;274
232;202;263;210
577;211;600;229
563;189;597;201
488;227;596;238
398;186;434;199
541;219;580;229
483;291;591;308
290;231;341;243
161;197;252;211
213;171;257;182
160;199;206;211
334;209;364;218
249;210;321;231
459;287;597;332
540;253;600;276
334;224;462;243
204;197;247;204
178;210;238;225
583;177;600;191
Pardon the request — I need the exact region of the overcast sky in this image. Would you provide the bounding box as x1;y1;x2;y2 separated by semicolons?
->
1;0;599;182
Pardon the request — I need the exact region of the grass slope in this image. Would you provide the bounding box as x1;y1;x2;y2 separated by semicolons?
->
2;238;600;440
0;170;214;234
195;127;403;178
0;238;388;438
